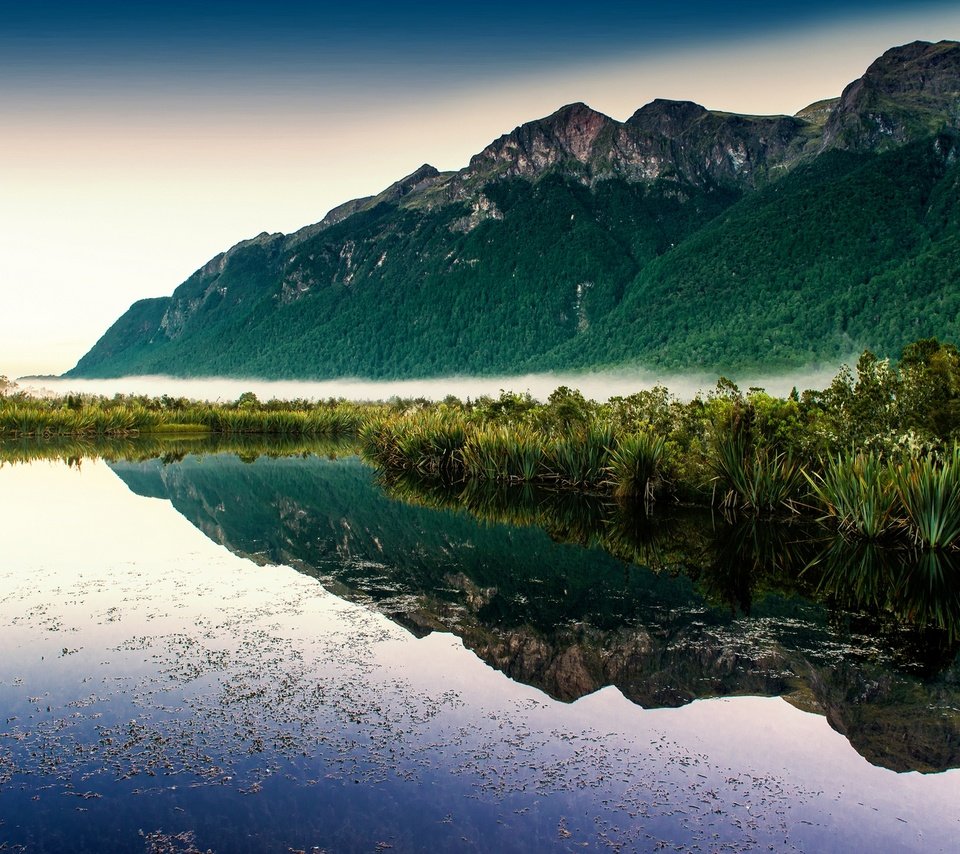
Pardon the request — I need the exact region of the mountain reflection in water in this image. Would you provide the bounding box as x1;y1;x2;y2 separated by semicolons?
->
83;440;960;775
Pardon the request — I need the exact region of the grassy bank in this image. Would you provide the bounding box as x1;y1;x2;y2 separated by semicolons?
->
0;392;380;438
359;340;960;549
6;338;960;547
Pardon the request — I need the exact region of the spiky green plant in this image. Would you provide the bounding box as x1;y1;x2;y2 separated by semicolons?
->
461;424;545;483
710;433;802;514
893;447;960;549
604;430;666;501
361;411;472;479
804;451;899;539
545;423;615;489
263;410;306;434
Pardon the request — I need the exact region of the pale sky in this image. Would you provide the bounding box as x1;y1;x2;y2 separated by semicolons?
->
2;2;959;378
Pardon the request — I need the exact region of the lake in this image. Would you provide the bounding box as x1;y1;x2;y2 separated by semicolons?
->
1;438;958;852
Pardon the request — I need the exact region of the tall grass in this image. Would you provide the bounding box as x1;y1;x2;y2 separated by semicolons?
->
0;398;366;438
710;433;802;514
360;411;470;479
893;448;960;549
462;424;544;483
11;383;960;549
805;448;960;548
365;413;618;490
0;403;162;437
544;422;615;489
805;451;899;539
0;434;358;468
604;431;666;501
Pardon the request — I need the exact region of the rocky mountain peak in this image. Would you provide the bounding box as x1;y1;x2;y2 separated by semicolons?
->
362;41;960;207
626;99;710;135
377;163;443;201
539;100;609;132
466;102;616;179
539;101;613;160
864;40;960;94
823;39;960;151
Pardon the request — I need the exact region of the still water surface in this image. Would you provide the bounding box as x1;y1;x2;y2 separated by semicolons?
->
1;443;958;851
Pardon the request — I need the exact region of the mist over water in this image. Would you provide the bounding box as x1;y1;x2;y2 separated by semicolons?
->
19;366;845;403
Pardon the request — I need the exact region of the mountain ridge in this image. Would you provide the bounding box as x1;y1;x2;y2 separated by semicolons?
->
68;40;960;380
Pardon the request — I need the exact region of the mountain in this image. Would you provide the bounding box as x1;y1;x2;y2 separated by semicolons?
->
68;41;960;380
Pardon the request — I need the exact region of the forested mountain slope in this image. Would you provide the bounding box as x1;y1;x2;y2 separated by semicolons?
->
68;40;960;379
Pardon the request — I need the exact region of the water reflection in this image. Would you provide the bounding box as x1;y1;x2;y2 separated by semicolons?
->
4;444;960;852
384;469;960;646
382;470;708;576
35;440;948;776
809;540;960;674
0;433;357;467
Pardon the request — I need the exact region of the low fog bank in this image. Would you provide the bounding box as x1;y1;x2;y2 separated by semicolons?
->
18;365;845;403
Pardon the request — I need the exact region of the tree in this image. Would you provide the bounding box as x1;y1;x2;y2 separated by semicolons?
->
235;391;261;409
898;338;960;439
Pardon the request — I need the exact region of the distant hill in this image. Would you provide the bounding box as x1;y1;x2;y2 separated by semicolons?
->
68;40;960;380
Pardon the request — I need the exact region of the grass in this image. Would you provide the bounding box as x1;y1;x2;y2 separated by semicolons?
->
804;448;960;549
364;412;622;491
544;423;615;489
0;434;359;467
462;424;545;483
0;397;369;439
8;378;960;549
359;411;470;478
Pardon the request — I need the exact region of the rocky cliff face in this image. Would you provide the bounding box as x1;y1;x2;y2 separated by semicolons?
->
458;99;809;189
626;99;811;185
422;41;959;198
149;39;960;266
214;39;956;249
466;102;617;179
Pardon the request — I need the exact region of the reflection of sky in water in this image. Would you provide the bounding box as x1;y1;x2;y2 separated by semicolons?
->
0;460;957;852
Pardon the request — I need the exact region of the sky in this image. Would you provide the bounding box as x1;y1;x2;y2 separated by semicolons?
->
3;1;960;378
